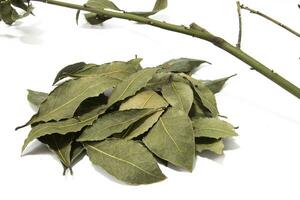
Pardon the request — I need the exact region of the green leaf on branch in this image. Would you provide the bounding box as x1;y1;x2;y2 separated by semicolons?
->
0;0;32;25
83;0;168;25
128;0;167;17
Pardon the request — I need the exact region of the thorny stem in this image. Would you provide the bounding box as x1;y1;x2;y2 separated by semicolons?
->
32;0;300;98
240;4;300;38
236;1;242;49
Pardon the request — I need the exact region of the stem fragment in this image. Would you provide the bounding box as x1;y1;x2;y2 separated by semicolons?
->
240;3;300;38
236;1;242;49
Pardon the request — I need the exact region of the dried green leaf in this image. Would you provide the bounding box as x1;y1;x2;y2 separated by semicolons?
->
70;142;86;167
189;99;206;118
19;75;121;129
53;59;141;85
0;0;19;25
204;74;236;94
11;0;28;11
84;0;167;25
22;106;107;152
143;107;195;171
122;110;164;140
27;89;48;108
193;118;237;139
53;62;88;85
159;58;208;74
0;0;32;25
107;68;158;106
85;0;120;10
84;13;108;25
84;0;120;24
120;90;168;110
146;72;172;91
189;22;208;32
162;81;193;113
72;59;142;78
119;90;168;139
196;139;224;155
77;108;157;142
39;133;74;174
182;74;218;117
84;139;166;185
129;0;168;17
74;94;108;116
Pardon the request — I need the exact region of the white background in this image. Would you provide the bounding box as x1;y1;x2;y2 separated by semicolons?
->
1;0;300;199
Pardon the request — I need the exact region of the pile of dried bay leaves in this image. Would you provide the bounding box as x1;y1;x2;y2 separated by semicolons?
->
17;58;237;185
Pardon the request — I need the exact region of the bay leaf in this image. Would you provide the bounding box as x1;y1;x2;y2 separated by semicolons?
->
84;0;120;24
53;62;88;85
196;139;224;155
11;0;30;11
119;90;168;139
204;74;236;94
27;89;48;108
129;0;168;17
159;58;208;74
0;0;20;25
77;108;157;142
143;107;195;171
22;105;107;152
0;0;33;25
182;74;218;117
39;133;74;174
84;0;167;25
122;110;164;140
189;99;206;118
18;75;121;129
53;59;141;84
146;72;172;91
72;59;141;79
107;68;158;106
193;118;237;139
119;90;168;110
74;94;108;116
162;81;193;113
84;139;166;185
70;142;86;169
